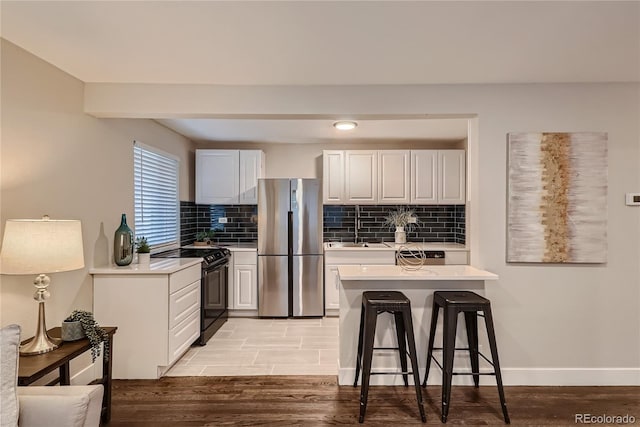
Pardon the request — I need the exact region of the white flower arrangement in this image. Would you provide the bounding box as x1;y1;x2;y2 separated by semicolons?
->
383;207;418;230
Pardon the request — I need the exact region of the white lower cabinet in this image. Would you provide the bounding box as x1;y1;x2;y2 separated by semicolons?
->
325;265;340;311
92;263;201;379
228;250;258;311
168;309;200;364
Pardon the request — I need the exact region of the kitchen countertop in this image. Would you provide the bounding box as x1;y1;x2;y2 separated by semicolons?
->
182;243;257;251
385;242;467;251
89;258;202;275
323;242;467;251
337;264;497;281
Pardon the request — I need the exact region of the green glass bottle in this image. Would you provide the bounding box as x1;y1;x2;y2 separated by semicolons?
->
114;213;133;266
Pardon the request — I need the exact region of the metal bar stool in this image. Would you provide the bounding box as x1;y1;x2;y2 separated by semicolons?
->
354;291;426;423
422;291;510;424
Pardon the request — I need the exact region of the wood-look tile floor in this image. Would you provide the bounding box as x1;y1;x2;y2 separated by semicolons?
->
166;317;339;377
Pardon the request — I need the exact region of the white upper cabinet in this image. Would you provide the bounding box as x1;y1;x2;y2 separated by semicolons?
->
438;150;466;204
411;150;438;204
196;150;239;204
196;149;264;205
322;150;345;204
345;150;378;204
411;149;466;205
378;150;410;204
239;150;263;204
323;149;465;205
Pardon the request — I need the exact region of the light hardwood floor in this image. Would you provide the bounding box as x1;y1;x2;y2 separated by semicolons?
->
166;317;339;377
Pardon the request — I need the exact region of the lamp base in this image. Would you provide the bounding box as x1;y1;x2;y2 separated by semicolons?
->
20;332;61;355
20;287;60;355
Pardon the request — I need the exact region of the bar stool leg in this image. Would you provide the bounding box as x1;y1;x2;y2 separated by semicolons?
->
464;311;480;387
483;306;510;424
422;301;440;387
354;300;366;387
394;311;409;387
441;307;458;423
402;308;427;423
358;306;378;423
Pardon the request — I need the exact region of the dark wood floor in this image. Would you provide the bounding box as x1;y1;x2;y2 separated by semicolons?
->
107;376;639;426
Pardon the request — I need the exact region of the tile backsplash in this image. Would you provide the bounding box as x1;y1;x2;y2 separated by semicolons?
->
180;201;257;245
323;205;465;245
182;202;465;246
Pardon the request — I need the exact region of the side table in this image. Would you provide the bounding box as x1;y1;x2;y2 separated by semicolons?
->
18;326;117;423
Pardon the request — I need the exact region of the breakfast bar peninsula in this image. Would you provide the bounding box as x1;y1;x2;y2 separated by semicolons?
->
337;265;499;386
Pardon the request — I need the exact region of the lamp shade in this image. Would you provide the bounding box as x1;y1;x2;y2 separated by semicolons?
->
0;217;85;275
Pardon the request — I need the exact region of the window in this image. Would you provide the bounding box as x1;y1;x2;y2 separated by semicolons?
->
134;141;179;250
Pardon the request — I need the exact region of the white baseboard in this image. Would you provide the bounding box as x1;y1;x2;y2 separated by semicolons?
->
227;310;259;317
339;367;640;386
500;368;640;386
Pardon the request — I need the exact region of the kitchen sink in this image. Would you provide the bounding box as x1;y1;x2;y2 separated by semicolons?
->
327;242;369;248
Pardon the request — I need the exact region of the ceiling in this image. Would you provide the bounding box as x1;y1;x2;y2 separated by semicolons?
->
2;1;638;143
157;117;470;144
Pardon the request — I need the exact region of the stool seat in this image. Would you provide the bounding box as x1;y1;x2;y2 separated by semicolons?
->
363;291;410;310
423;291;510;424
434;291;490;306
354;291;426;423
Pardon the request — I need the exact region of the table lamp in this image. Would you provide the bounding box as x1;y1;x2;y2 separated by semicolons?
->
0;216;85;355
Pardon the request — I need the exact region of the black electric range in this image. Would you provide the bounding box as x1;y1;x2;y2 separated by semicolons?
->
152;247;230;269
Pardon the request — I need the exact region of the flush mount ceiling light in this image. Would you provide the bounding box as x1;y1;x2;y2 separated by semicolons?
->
333;121;358;131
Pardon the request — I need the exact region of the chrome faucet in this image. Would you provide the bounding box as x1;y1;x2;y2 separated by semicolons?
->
354;205;360;243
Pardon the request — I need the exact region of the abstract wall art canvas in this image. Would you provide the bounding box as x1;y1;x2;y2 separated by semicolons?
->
507;132;608;263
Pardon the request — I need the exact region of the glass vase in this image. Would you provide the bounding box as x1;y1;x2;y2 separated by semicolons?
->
114;213;133;266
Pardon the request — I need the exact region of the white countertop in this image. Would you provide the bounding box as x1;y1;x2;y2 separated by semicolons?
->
182;243;257;251
337;264;497;281
90;258;202;275
323;242;467;251
385;242;467;251
323;242;395;251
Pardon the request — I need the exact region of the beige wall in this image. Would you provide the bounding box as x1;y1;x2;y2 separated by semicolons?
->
0;40;195;337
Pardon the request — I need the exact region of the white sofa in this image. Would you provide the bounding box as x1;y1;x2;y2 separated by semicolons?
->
1;324;104;427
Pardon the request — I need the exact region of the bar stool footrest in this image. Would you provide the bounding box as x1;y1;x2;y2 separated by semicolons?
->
430;348;495;367
369;371;416;376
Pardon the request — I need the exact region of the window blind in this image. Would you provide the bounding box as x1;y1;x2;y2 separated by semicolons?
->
134;142;179;249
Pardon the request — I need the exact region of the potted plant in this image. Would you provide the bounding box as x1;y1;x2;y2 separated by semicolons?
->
62;310;110;362
194;231;210;246
206;229;217;244
135;236;151;265
384;207;418;244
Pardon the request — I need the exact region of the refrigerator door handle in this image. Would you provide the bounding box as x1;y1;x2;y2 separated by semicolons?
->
288;210;293;256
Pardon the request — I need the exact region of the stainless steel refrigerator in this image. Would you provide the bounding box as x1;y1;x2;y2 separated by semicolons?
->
258;178;324;317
